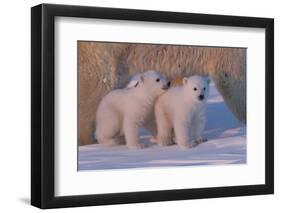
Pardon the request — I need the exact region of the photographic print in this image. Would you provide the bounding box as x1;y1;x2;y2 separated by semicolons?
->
31;4;273;208
77;41;247;170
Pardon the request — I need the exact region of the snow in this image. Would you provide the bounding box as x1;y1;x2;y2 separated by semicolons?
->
78;82;246;170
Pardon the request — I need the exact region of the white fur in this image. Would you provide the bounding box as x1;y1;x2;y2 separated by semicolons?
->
155;75;210;149
96;70;170;149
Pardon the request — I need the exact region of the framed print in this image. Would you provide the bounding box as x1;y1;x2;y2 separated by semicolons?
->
31;3;274;209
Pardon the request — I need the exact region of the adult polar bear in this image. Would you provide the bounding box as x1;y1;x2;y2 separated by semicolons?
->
155;75;210;149
78;42;246;145
95;71;170;149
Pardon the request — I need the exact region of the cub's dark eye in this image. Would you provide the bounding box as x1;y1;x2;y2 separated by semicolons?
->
193;88;197;91
203;87;206;91
156;78;160;82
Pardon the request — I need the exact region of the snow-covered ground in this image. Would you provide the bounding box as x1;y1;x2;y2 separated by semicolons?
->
78;82;246;170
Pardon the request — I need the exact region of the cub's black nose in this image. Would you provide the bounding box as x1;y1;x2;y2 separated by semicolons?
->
198;95;204;100
167;81;171;87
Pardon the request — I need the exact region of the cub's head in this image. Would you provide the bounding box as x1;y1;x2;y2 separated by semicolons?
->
127;70;170;97
182;75;210;103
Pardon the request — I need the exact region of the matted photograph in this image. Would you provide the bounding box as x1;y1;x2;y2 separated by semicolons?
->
78;41;247;170
31;4;273;209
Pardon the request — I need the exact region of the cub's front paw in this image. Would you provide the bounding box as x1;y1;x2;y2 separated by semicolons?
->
128;143;148;150
157;137;174;146
190;138;208;148
178;143;191;150
195;138;208;145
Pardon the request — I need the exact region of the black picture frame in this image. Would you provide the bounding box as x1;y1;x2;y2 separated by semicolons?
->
31;3;274;209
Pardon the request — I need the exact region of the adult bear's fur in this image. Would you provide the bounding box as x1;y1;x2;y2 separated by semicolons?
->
78;42;246;145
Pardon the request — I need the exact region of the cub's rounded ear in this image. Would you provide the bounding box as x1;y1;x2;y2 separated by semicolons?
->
182;77;188;85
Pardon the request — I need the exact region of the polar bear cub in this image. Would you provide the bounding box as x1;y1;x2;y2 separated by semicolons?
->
155;75;210;149
95;70;170;149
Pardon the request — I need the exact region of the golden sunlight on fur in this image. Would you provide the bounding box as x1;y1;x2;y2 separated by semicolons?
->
78;42;246;145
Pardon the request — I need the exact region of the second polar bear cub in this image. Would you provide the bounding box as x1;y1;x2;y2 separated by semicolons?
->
96;70;170;149
155;75;210;149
